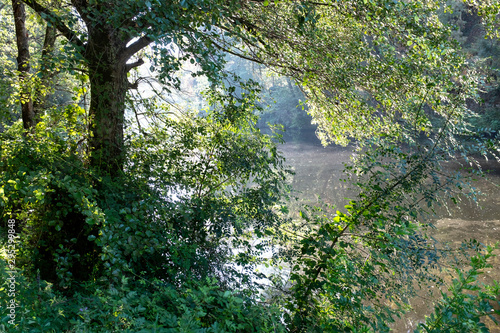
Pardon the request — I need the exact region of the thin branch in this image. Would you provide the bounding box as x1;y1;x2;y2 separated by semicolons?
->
130;101;148;136
125;58;145;72
23;0;85;50
128;79;140;90
301;105;458;301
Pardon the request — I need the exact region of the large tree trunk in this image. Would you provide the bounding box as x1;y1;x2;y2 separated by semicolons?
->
87;25;129;176
12;0;34;129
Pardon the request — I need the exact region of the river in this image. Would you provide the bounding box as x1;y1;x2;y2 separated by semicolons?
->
278;138;500;332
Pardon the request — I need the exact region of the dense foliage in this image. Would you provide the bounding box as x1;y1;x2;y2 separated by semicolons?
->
0;0;499;332
0;84;290;331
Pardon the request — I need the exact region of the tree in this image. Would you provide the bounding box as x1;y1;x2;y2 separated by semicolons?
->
18;0;497;169
20;0;260;175
12;0;34;129
3;0;73;129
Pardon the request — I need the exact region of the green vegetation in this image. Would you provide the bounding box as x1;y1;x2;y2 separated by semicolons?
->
0;0;499;332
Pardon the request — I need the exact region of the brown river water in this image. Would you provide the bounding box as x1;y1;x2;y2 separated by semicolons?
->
279;140;500;332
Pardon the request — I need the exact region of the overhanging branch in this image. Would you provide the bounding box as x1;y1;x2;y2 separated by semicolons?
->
23;0;85;50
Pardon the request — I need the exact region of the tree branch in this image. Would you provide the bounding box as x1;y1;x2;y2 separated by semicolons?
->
128;79;140;90
120;36;153;64
22;0;85;50
125;58;145;72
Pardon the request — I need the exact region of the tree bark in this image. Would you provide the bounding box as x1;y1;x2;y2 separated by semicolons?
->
12;0;34;129
87;24;129;175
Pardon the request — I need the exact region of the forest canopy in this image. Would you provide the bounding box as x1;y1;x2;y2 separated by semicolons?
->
1;0;500;332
